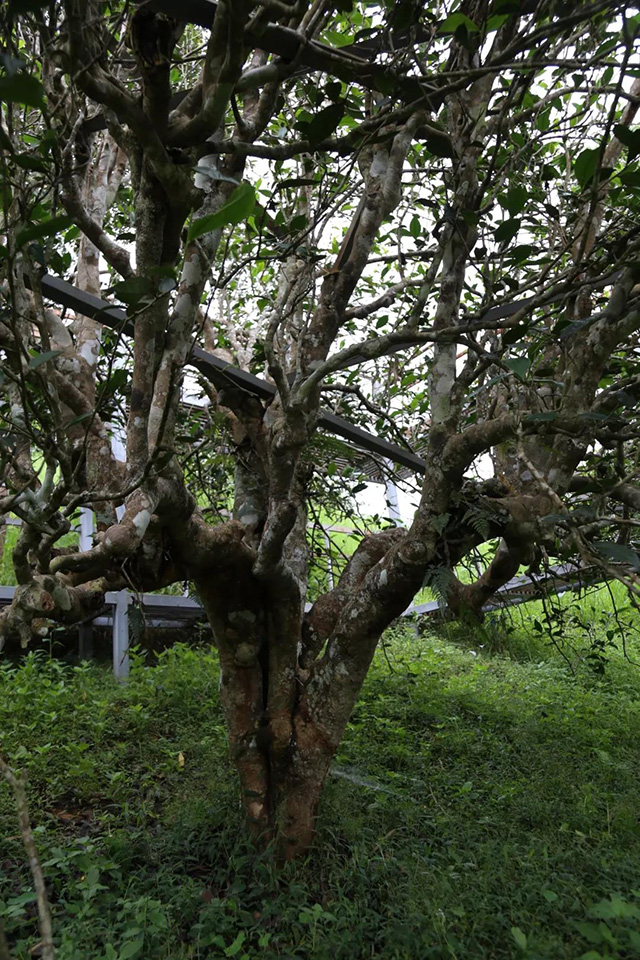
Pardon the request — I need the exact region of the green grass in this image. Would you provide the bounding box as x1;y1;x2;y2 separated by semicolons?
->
2;602;640;960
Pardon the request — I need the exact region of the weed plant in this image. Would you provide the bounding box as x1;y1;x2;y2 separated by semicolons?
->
1;593;640;959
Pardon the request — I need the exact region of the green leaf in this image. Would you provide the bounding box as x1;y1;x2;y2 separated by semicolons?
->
614;123;640;161
494;218;520;244
323;29;355;48
576;921;605;944
505;357;531;379
502;324;529;345
509;244;534;265
431;513;450;534
511;927;528;951
289;214;308;232
424;132;455;158
14;153;48;172
225;932;246;957
66;411;95;427
439;12;479;34
113;276;155;306
574;148;600;190
307;102;345;143
619;169;640;188
118;941;143;960
28;349;62;370
17;215;74;246
0;72;44;108
523;411;559;423
593;542;640;571
187;183;256;243
503;185;528;215
541;163;559;181
487;13;509;31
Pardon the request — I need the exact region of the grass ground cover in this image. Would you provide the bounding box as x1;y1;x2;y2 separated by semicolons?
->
1;596;640;960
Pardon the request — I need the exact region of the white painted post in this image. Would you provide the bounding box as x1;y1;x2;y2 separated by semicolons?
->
112;591;130;679
78;507;95;659
79;506;94;552
324;530;334;589
109;422;127;676
384;459;402;525
109;422;127;522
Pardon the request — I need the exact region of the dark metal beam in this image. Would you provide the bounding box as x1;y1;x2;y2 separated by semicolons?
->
33;270;623;473
38;274;428;473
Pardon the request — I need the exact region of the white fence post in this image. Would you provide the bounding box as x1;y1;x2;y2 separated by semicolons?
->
112;591;130;679
384;459;402;525
78;507;95;659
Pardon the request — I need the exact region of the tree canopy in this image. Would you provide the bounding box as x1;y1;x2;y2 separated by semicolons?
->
2;0;640;855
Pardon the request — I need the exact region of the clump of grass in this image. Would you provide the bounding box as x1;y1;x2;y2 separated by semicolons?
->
1;605;640;959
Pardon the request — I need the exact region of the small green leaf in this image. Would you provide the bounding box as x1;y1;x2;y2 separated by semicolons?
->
431;513;450;534
614;123;640;161
424;132;455;158
487;13;509;31
307;102;344;143
289;214;308;232
113;276;155;306
118;941;143;960
502;324;529;345
0;72;44;108
593;541;640;571
509;244;535;265
505;357;531;379
511;927;528;951
17;215;74;246
225;932;246;957
28;349;62;369
574;148;600;190
439;12;479;34
504;185;528;215
187;183;256;242
66;411;95;427
323;29;355;48
541;163;559;181
523;411;559;423
619;169;640;188
494;218;520;244
14;153;48;172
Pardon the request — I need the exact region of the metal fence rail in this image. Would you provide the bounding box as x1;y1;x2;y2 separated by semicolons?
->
0;563;604;678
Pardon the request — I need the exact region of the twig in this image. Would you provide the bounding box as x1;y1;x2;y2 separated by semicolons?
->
0;920;11;960
0;758;54;960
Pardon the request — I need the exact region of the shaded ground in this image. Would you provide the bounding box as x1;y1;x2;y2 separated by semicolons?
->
1;588;640;959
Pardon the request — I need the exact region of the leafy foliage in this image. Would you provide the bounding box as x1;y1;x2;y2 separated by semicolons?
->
2;609;640;958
